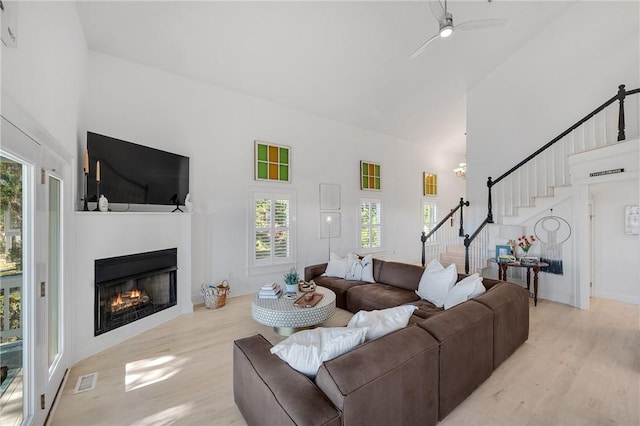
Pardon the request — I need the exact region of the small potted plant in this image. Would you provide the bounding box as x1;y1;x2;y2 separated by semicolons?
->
283;268;300;294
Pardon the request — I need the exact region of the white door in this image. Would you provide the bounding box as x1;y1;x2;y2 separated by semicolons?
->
0;113;72;425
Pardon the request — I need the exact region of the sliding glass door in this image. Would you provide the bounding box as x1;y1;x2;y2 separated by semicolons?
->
1;113;71;425
0;154;27;426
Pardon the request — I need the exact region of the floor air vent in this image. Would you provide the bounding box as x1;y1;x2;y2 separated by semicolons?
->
73;372;98;394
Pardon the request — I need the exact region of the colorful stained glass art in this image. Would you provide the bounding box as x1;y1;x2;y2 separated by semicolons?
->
255;141;290;183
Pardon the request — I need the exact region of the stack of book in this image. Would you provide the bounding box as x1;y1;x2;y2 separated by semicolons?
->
258;282;282;299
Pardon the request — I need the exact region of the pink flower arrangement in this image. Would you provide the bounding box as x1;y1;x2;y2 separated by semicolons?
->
518;235;536;254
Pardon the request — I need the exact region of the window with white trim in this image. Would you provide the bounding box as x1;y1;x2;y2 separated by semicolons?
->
251;190;295;267
422;200;437;242
360;198;382;250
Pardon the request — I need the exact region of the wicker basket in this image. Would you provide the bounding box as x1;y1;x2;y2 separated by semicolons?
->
201;280;230;309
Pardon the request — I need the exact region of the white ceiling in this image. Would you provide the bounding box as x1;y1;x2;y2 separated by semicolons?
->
76;1;574;151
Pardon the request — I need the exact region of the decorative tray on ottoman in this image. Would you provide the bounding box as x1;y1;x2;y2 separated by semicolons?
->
293;293;323;308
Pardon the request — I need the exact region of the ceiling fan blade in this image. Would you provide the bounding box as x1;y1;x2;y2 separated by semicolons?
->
428;0;446;23
410;33;440;59
456;18;507;31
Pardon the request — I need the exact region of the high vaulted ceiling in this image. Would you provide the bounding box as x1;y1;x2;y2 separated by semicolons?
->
76;1;574;152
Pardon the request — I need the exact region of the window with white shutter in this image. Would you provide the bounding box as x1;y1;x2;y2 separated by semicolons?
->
360;198;382;251
422;200;437;242
251;190;296;268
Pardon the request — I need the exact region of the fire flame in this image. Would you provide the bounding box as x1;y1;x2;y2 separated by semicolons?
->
110;289;147;312
112;293;123;307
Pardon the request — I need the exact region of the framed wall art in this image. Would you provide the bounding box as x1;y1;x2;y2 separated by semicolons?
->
360;161;381;190
423;172;437;196
254;140;291;183
624;205;639;235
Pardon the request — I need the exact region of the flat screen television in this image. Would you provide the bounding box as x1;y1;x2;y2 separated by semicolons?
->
87;132;189;206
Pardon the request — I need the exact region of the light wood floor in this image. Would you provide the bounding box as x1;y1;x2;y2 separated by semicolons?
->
51;296;639;426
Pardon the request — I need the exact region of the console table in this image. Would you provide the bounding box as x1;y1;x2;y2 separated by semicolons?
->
490;260;549;306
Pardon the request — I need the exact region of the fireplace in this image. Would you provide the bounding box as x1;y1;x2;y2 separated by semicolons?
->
95;248;177;336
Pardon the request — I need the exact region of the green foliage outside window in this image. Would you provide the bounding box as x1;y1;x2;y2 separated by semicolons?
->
255;197;290;261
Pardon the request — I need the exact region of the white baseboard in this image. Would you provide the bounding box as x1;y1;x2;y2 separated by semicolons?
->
593;290;640;305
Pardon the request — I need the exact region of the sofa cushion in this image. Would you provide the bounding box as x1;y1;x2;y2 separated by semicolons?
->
416;262;457;308
347;305;417;340
311;275;365;310
346;283;420;312
407;299;443;320
377;260;425;291
270;327;367;378
316;326;440;426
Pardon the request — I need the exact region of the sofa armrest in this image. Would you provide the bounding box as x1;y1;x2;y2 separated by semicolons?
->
417;301;494;420
473;282;529;368
316;326;439;426
233;334;340;426
304;263;328;281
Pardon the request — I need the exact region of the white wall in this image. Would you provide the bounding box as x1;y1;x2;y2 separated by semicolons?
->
1;1;87;155
466;1;640;227
82;51;466;300
591;179;640;304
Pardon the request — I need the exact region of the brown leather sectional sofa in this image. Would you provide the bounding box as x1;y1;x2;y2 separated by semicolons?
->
233;258;529;425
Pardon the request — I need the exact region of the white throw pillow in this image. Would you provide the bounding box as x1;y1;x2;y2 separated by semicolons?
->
323;252;350;278
425;258;443;272
270;327;367;378
344;253;375;283
415;262;457;308
443;273;486;310
347;305;417;341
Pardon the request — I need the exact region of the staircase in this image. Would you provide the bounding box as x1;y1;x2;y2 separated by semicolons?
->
490;85;639;225
439;245;465;271
423;84;639;275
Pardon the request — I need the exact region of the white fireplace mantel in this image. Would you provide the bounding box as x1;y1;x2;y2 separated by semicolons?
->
73;211;193;362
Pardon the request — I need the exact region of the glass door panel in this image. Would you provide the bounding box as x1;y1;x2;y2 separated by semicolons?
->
48;176;61;368
0;155;25;426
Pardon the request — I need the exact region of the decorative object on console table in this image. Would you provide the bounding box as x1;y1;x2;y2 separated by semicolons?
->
283;268;300;295
517;234;535;258
520;256;539;266
495;245;511;261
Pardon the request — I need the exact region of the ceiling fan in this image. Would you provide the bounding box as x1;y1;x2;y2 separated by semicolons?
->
410;0;507;59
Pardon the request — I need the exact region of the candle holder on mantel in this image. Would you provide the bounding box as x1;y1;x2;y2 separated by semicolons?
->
93;181;100;211
83;172;89;211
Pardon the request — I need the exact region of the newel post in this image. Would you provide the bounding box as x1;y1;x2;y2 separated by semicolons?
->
458;197;470;237
617;84;626;141
463;234;471;274
420;231;427;267
487;177;494;224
